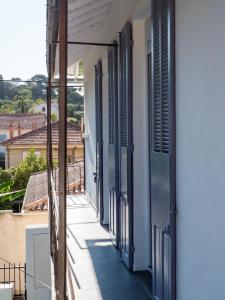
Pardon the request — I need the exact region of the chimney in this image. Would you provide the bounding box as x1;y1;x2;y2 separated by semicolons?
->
32;122;37;130
9;122;14;139
17;122;21;136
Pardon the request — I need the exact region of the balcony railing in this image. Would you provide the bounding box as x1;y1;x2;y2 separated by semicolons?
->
49;160;84;299
0;261;26;299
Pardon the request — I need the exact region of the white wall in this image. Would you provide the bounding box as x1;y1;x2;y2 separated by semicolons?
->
82;0;151;271
176;0;225;299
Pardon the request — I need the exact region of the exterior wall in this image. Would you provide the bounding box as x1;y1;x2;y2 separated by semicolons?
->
176;0;225;299
0;211;48;293
0;211;48;266
82;0;151;270
6;145;83;168
0;129;10;140
7;147;46;168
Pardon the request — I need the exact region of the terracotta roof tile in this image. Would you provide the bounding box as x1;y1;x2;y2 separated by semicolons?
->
1;121;82;145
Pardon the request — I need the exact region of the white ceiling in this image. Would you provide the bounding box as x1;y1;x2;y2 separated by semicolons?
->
54;0;114;76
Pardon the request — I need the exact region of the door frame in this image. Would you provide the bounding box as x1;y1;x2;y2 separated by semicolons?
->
147;39;152;269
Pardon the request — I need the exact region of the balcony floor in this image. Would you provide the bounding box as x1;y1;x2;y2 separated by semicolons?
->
67;195;152;300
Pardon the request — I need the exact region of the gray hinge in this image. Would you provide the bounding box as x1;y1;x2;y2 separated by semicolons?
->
131;245;135;253
130;39;134;48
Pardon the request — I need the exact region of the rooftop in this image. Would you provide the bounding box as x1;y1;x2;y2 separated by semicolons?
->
0;113;46;129
1;121;82;146
23;162;84;211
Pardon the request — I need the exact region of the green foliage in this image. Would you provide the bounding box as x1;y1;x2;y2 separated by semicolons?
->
0;148;47;210
0;100;15;113
68;117;77;124
0;98;33;113
0;75;5;100
51;113;58;122
67;89;83;105
0;168;15;183
0;74;48;105
35;98;45;105
13;148;47;190
0;181;25;210
28;74;47;101
66;88;84;122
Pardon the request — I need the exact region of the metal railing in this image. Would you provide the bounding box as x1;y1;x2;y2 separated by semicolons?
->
49;160;84;299
0;263;26;299
51;160;84;195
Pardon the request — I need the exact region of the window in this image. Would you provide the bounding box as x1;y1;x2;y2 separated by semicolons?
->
0;134;7;142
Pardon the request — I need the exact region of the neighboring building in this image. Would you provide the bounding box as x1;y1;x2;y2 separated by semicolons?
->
0;113;46;169
45;0;225;300
0;210;48;296
0;113;47;140
1;121;83;168
33;101;59;117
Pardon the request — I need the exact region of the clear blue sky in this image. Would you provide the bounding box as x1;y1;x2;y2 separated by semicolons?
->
0;1;47;80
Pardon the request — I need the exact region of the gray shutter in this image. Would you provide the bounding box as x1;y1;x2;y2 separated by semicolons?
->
151;0;176;299
119;22;134;270
108;44;119;247
95;61;104;223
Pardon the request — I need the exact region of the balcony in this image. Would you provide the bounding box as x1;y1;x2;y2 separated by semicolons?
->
66;194;152;300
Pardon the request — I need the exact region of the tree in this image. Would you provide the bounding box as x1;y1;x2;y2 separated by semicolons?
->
0;74;5;100
13;148;47;190
13;98;33;113
67;88;83;105
29;74;47;101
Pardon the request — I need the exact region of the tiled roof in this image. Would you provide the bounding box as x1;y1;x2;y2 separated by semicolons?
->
0;113;46;129
23;162;84;211
1;121;82;145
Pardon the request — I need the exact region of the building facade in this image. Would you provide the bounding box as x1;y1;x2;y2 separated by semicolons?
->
0;113;46;169
46;0;225;299
1;121;83;168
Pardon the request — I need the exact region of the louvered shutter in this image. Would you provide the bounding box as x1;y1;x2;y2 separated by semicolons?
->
119;22;134;270
108;44;119;247
151;0;176;299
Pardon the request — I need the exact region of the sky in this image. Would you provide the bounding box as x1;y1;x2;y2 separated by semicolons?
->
0;1;47;80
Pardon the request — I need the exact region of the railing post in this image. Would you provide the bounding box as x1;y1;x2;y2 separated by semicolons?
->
58;0;68;298
47;43;53;258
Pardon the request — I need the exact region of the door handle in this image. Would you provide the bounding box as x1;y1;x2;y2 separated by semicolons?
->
93;172;97;183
